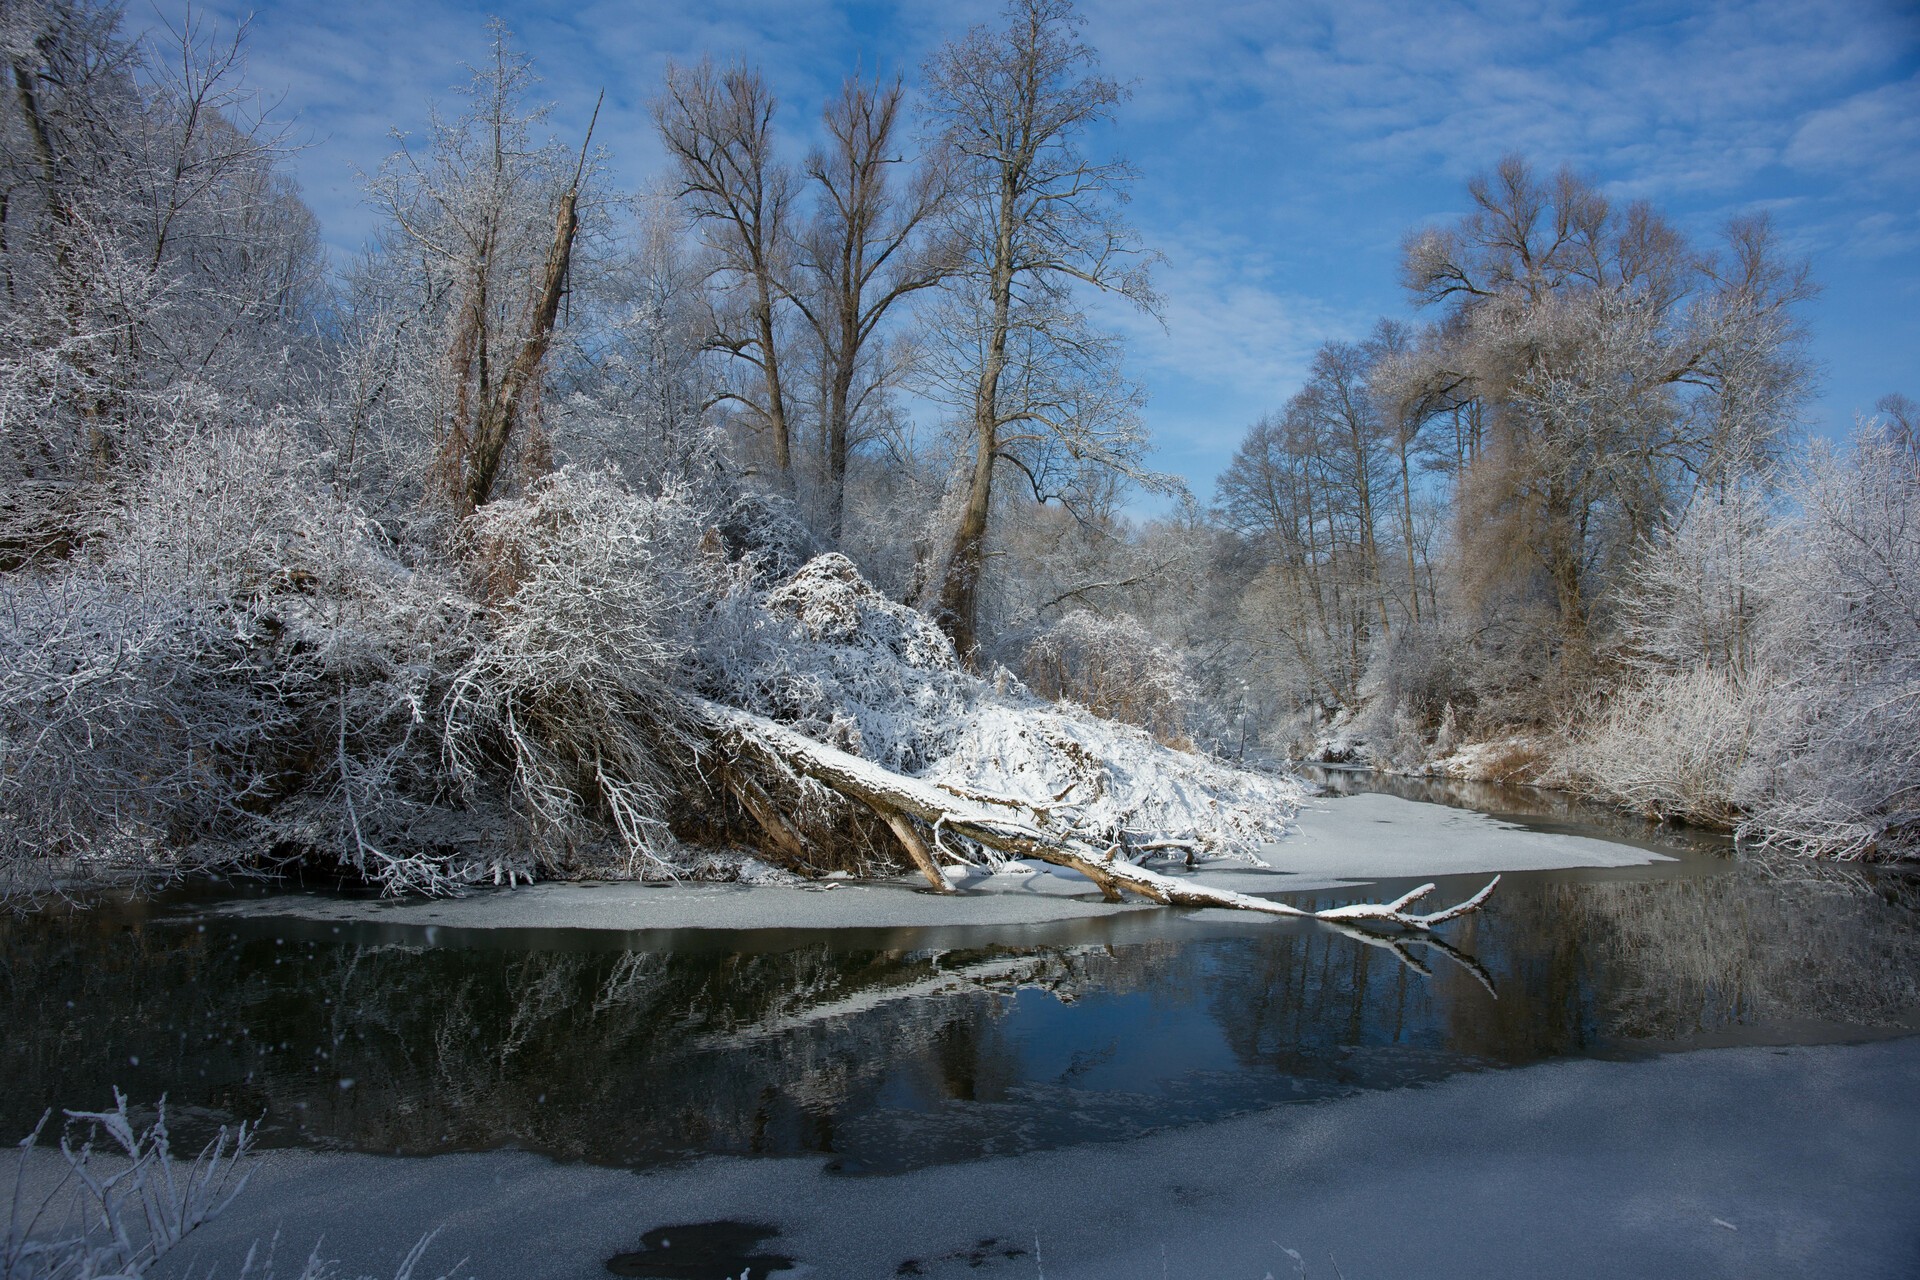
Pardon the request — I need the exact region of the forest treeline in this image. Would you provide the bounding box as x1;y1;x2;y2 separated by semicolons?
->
0;0;1913;900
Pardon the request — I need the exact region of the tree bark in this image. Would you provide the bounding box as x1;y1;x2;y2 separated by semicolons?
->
695;697;1498;928
929;181;1018;659
464;186;577;512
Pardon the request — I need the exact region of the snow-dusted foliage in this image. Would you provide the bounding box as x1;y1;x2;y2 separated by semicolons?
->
1615;483;1772;676
1577;439;1919;857
0;425;464;891
1019;609;1195;744
1742;442;1920;857
4;1092;461;1279
445;469;714;878
0;4;318;522
1573;666;1760;828
699;553;974;772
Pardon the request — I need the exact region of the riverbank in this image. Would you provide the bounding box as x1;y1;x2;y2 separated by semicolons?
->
202;790;1673;932
140;1036;1920;1280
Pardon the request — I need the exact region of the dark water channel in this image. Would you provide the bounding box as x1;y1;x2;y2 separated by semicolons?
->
4;776;1917;1177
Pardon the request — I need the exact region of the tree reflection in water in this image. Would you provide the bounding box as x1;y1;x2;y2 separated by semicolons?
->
2;843;1914;1173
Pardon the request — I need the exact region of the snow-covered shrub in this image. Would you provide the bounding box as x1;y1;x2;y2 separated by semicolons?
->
0;424;467;892
1575;439;1918;856
1572;666;1760;827
1615;482;1771;675
4;1093;252;1279
444;468;716;878
4;1092;462;1279
928;700;1304;862
715;488;821;585
1741;442;1920;857
0;564;269;887
1019;609;1194;744
1357;619;1480;737
697;552;1303;866
698;553;975;772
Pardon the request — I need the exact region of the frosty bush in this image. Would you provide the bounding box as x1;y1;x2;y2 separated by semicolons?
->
0;564;265;887
698;552;975;772
1615;483;1771;676
1019;609;1194;744
4;1092;461;1279
1573;666;1760;827
0;425;409;886
1357;619;1480;735
444;468;715;878
1578;439;1919;857
1742;442;1920;857
0;422;494;896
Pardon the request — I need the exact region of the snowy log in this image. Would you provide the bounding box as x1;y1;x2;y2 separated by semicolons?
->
694;698;1497;929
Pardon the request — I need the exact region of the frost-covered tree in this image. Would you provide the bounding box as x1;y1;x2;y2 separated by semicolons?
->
0;1;318;550
363;23;595;516
1215;328;1445;713
917;0;1160;659
1402;155;1814;680
1577;434;1918;855
1745;439;1920;856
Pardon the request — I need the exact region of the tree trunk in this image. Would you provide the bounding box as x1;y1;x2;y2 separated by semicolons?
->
1399;437;1422;626
1544;474;1589;676
696;697;1498;928
464;187;577;512
753;270;793;480
824;334;855;543
927;172;1018;660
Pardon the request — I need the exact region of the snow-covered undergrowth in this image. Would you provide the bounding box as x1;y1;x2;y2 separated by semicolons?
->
0;430;1303;896
0;425;476;894
699;553;976;773
1572;445;1920;858
4;1092;458;1279
927;702;1300;863
705;552;1305;867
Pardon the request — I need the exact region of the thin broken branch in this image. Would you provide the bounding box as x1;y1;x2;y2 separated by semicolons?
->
693;697;1498;930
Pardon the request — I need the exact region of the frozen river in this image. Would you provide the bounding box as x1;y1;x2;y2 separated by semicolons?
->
6;775;1917;1276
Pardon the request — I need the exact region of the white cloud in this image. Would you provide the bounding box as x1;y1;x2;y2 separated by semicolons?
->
1786;75;1920;184
117;0;1920;486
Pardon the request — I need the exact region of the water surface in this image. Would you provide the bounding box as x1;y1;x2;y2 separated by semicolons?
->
4;778;1915;1175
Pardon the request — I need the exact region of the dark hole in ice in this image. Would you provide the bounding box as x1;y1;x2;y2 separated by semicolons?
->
604;1220;794;1278
895;1237;1028;1274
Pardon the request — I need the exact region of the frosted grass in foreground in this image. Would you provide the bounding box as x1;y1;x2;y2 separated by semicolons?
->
4;1095;457;1280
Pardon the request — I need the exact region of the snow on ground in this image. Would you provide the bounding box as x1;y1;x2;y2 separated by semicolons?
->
144;1038;1920;1280
1277;790;1673;879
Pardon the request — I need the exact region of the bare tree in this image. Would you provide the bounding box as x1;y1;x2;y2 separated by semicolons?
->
1876;392;1918;460
365;26;597;516
653;59;798;481
788;72;951;542
918;0;1159;659
1402;154;1814;681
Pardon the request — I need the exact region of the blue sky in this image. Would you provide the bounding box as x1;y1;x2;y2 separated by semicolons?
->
151;0;1919;498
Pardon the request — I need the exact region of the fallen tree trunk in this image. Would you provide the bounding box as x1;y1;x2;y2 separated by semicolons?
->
694;697;1497;930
